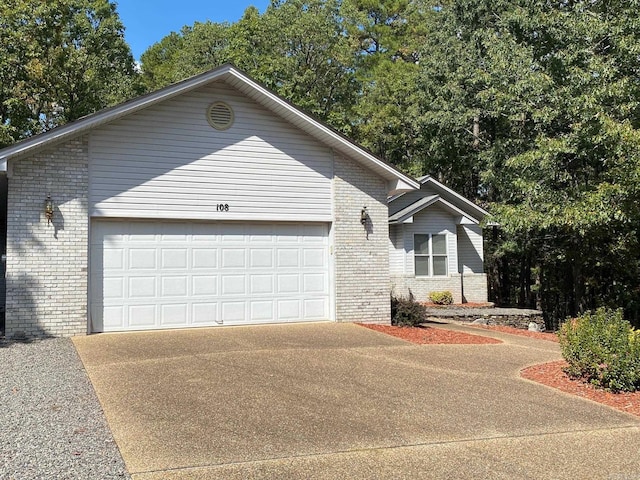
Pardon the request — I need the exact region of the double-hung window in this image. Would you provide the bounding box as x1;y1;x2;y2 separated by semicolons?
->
414;234;448;276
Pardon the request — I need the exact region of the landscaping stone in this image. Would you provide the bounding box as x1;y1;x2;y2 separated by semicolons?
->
424;307;546;330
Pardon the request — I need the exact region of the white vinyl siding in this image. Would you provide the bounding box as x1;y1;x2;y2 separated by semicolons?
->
90;220;331;332
403;206;458;276
388;224;405;275
457;224;484;274
89;83;333;222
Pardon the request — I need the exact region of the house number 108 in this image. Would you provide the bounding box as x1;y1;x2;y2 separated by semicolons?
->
216;203;230;212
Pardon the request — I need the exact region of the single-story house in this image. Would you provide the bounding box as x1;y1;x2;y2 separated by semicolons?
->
388;176;489;304
0;64;488;338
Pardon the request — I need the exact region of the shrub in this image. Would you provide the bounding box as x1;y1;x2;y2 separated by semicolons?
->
428;290;454;305
558;307;640;392
391;292;426;327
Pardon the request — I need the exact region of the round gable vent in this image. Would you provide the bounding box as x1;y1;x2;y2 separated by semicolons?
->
207;102;234;130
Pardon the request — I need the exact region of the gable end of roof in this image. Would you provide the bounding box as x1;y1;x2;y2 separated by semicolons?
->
0;64;419;194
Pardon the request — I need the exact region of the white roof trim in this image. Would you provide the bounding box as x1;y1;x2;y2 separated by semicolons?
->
389;195;439;223
0;64;420;193
416;175;489;218
389;195;480;225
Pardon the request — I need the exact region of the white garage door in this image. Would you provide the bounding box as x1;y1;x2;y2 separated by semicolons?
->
90;221;331;332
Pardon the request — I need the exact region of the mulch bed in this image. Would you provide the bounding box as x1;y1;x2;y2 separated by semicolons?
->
361;323;639;417
470;324;559;342
521;360;640;418
358;323;502;345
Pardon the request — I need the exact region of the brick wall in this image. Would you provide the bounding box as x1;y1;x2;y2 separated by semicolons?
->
391;273;488;304
333;155;390;323
5;136;89;338
461;273;488;303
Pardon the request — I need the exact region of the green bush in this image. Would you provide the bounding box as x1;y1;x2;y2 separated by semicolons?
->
558;307;640;392
428;290;454;305
391;292;426;327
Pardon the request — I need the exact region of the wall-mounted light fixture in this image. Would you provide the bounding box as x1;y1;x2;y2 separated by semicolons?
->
360;206;370;225
44;195;54;225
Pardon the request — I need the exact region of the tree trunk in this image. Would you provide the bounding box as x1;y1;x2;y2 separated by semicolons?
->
473;115;480;149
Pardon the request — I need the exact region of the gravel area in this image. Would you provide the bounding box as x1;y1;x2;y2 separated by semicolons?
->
0;338;130;479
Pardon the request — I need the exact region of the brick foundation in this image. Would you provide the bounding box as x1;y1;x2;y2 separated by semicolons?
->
391;273;488;304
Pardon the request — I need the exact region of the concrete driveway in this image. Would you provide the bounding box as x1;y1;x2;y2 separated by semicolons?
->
73;322;640;479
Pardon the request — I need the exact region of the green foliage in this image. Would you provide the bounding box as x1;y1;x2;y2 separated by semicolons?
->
559;308;640;392
140;1;360;131
0;0;141;147
411;0;640;327
391;292;426;327
428;291;454;305
139;0;421;142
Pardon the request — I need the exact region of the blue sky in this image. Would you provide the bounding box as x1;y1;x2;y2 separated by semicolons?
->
115;0;272;60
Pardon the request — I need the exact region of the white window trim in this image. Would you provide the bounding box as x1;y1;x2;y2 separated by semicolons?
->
414;233;448;277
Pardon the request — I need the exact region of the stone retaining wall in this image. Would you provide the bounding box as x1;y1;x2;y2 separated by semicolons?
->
425;308;546;331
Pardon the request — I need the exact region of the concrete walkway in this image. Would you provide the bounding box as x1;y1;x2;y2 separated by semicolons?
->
73;322;640;479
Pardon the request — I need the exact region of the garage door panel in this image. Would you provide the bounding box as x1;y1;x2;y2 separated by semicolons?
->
130;249;156;269
277;249;299;267
103;306;124;329
104;249;124;270
192;249;217;268
162;277;188;296
161;304;188;326
303;274;326;293
221;249;245;268
222;225;246;241
129;305;157;327
162;249;188;269
303;224;327;240
304;298;327;319
192;276;217;296
221;302;246;323
251;301;274;321
250;248;273;268
277;225;299;241
303;249;326;267
277;274;299;293
103;278;124;299
278;300;300;320
221;275;246;295
249;224;273;239
192;303;219;324
91;221;330;332
251;275;273;294
159;224;188;241
191;225;218;241
129;277;156;298
128;232;155;242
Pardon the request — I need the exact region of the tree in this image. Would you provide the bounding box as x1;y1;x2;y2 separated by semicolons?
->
139;32;185;90
414;0;640;326
342;0;426;169
140;0;360;132
0;0;141;147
